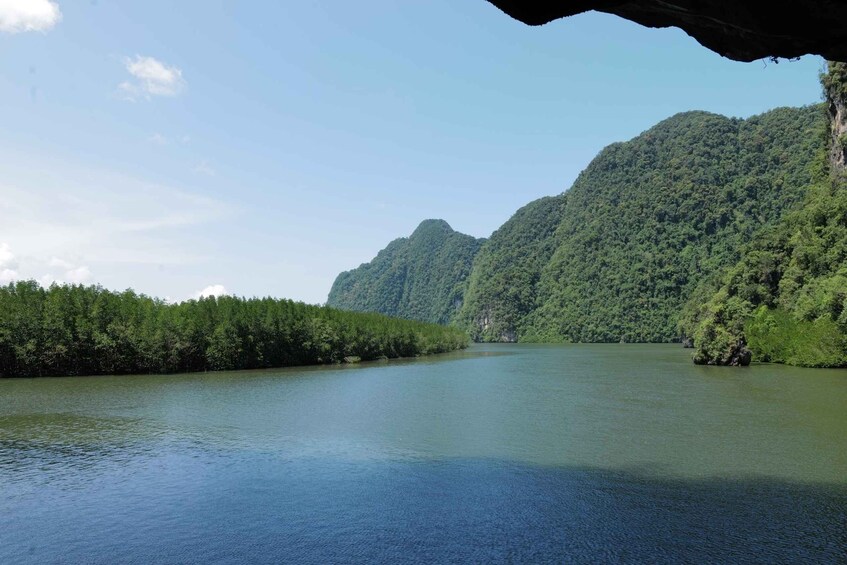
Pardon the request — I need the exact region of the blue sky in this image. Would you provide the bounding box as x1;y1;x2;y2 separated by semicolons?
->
0;1;826;304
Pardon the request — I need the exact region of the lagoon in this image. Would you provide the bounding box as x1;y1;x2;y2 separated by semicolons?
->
2;344;845;563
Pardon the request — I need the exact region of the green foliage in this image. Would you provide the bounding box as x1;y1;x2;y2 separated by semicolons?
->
690;289;752;365
456;196;563;341
745;307;846;367
686;62;847;367
514;106;824;342
0;281;469;378
821;61;847;104
327;219;483;325
687;177;847;367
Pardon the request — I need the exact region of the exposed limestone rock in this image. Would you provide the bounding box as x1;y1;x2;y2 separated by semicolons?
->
823;61;847;171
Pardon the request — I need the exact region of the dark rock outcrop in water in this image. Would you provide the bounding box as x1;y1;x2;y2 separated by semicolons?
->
486;0;847;62
693;339;751;366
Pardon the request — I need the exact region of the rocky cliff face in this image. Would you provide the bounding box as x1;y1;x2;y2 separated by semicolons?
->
824;62;847;172
486;1;847;62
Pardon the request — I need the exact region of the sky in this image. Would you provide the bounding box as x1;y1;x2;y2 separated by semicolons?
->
0;0;827;304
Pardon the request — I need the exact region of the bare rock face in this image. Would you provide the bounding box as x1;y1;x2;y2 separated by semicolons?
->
486;0;847;62
823;62;847;171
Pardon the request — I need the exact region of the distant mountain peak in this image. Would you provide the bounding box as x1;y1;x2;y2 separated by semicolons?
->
411;219;454;236
326;219;483;325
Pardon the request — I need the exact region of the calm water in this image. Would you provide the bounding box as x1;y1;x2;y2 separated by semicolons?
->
2;344;846;563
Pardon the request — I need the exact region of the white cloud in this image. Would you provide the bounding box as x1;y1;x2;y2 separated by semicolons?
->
4;249;92;286
192;284;227;300
0;242;16;268
0;268;19;284
0;148;237;300
119;55;185;100
0;243;18;283
0;156;232;293
0;0;62;34
64;265;91;283
0;242;20;283
36;273;56;287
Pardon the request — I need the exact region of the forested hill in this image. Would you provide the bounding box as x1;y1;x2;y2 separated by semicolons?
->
326;219;484;324
519;105;825;343
0;281;469;378
329;104;826;349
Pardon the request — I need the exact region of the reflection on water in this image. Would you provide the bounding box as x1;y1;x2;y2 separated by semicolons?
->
1;344;845;563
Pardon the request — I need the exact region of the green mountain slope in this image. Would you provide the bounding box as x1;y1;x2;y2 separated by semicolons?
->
683;62;847;367
519;106;825;343
456;196;563;341
326;219;484;324
327;104;827;355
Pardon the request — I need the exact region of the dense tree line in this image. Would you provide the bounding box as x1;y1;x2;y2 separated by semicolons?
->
327;219;483;325
682;62;847;367
0;281;469;377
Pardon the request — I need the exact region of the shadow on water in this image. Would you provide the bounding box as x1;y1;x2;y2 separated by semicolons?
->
2;344;845;563
2;451;846;564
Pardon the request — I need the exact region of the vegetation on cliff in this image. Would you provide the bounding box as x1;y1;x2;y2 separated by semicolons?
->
457;196;563;341
0;281;469;377
327;219;483;325
683;178;847;367
468;106;825;343
682;62;847;367
330;105;827;353
533;108;821;341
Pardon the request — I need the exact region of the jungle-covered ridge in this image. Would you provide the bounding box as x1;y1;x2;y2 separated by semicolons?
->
0;281;468;378
327;219;484;325
328;62;847;367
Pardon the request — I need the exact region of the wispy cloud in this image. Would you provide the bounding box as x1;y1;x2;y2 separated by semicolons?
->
0;156;233;278
119;55;186;100
192;160;216;177
0;0;62;34
148;133;169;145
148;133;192;146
